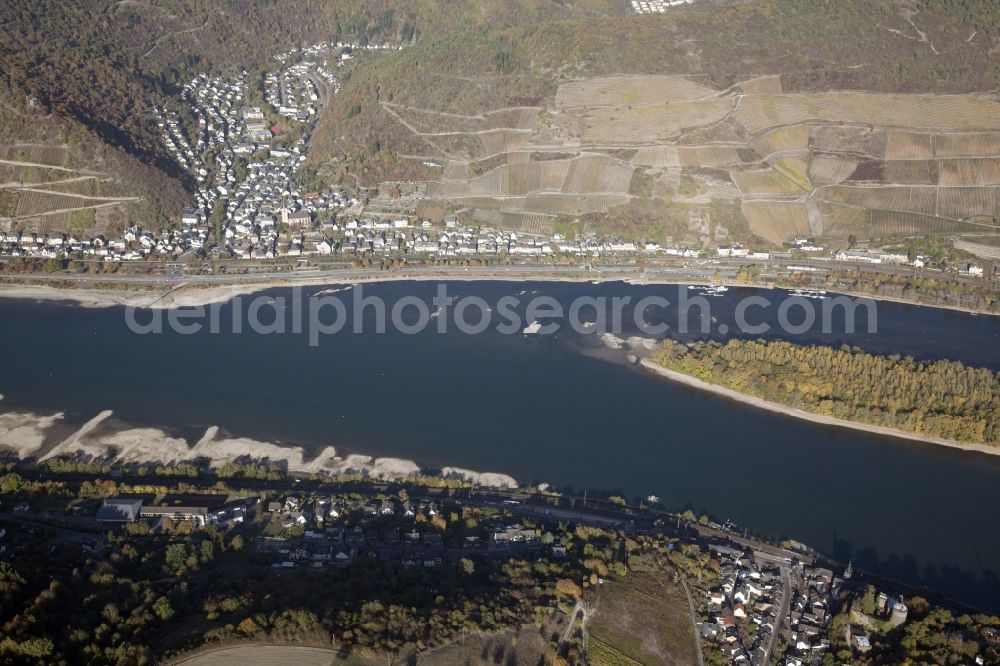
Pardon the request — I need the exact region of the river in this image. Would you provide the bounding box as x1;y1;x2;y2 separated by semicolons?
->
1;281;999;610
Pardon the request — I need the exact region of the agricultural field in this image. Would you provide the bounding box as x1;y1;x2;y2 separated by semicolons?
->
823;203;871;238
0;163;76;185
885;160;937;185
811;126;886;157
571;98;734;143
172;646;344;666
0;143;68;167
589;635;645;666
885;131;934;160
866;209;979;238
821;185;939;216
809;157;857;186
586;555;696;666
385;73;1000;245
742;201;812;242
939;158;1000;186
954;238;1000;260
555;75;718;108
934;132;1000;158
677;146;742;168
751;125;809;159
737;75;783;95
736;93;1000;135
14;190;107;217
731;168;805;196
0;190;19;217
632;146;680;167
385;103;541;135
0;134;144;234
771;157;811;191
936;187;997;220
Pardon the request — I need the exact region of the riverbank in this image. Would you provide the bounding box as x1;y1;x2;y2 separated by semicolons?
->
1;270;998;317
639;358;1000;457
0;408;519;488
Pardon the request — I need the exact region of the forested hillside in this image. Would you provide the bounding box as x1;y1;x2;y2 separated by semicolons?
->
4;0;1000;226
0;0;619;224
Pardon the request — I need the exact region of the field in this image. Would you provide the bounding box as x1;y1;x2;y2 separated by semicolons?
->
563;156;634;193
555;75;718;108
811;126;886;157
731;168;805;196
14;190;106;217
589;635;645;666
677;146;741;167
823;203;871;238
587;556;696;666
934;133;1000;158
0;163;78;184
737;75;783;94
771;157;811;191
171;645;344;666
380;72;1000;244
472;209;555;234
751;125;809;159
954;239;1000;260
867;209;991;237
525;193;631;215
936;187;997;219
736;93;1000;134
809;157;857;185
0;190;20;217
741;201;812;243
632;146;680;167
572;98;734;143
439;153;634;217
885;131;933;159
885;160;937;185
939;158;1000;186
0;143;68;167
385;103;541;135
822;185;938;216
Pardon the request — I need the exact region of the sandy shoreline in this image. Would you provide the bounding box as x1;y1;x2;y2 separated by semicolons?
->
639;358;1000;457
0;283;286;310
0;274;996;317
0;408;519;488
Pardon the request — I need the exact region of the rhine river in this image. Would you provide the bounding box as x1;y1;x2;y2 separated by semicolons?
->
1;281;999;610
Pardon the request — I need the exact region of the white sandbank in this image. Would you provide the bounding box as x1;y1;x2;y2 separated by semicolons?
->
0;409;519;486
0;410;65;458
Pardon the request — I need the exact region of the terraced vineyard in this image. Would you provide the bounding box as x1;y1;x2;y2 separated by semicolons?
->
751;125;809;158
742;201;812;243
736;93;1000;135
588;635;644;666
0;136;143;235
14;191;106;217
555;74;718;108
382;71;1000;245
0;144;68;166
809;157;857;186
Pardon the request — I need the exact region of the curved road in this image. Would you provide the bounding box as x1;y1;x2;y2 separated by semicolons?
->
679;576;705;666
